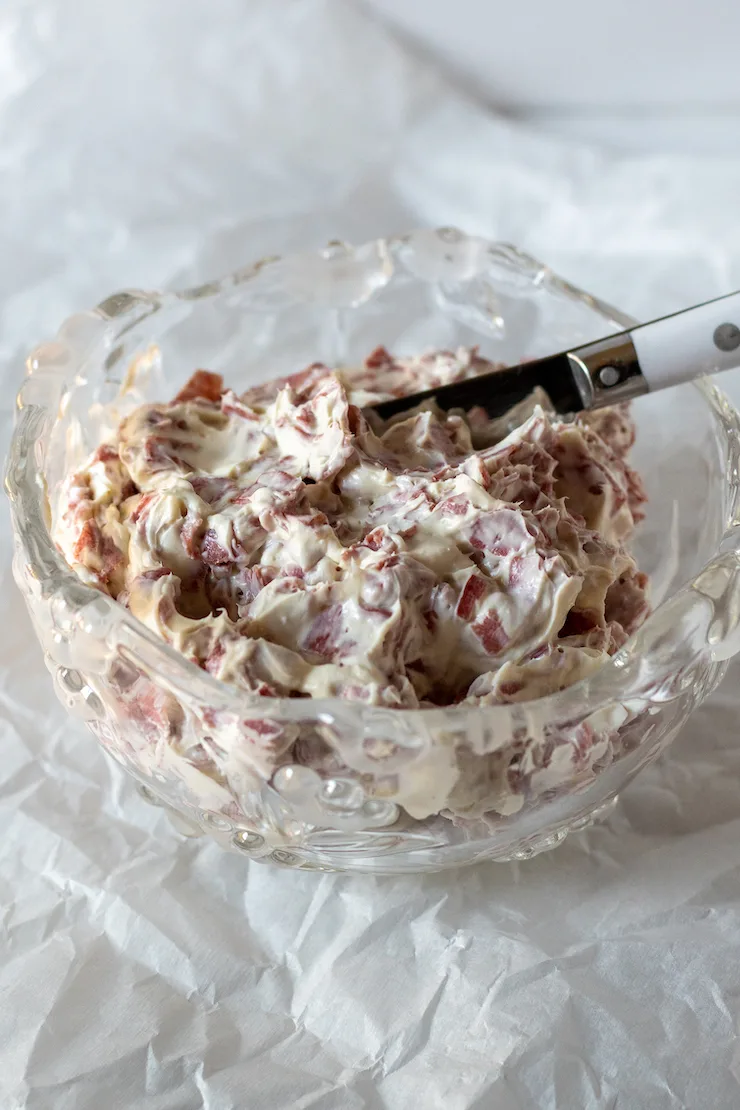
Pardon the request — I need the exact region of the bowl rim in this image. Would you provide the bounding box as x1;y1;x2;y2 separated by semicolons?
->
6;228;740;730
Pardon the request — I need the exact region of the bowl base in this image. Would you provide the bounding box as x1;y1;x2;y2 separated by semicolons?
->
136;783;620;874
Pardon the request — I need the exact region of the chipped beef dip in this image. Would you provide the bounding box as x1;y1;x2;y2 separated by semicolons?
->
55;347;649;726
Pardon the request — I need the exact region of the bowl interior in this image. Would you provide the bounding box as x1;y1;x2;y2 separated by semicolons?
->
630;386;724;605
51;234;727;619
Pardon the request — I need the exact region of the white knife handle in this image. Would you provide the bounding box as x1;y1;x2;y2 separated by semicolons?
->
571;289;740;409
631;290;740;390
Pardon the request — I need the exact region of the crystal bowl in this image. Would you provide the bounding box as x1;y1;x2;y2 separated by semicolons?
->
7;229;740;874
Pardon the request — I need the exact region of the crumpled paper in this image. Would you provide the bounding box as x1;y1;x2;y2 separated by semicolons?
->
4;2;740;1107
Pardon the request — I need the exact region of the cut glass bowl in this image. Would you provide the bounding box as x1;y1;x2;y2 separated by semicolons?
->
7;228;740;873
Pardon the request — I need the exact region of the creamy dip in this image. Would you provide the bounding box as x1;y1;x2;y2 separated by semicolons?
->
55;346;649;714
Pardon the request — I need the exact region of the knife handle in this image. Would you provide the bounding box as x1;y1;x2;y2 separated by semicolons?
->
572;289;740;409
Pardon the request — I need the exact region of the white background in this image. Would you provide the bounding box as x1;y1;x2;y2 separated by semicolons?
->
5;2;740;1107
365;1;740;116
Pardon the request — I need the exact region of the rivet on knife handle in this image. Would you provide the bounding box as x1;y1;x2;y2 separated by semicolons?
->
568;334;649;410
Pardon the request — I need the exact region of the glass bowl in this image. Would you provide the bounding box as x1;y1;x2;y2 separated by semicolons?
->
7;228;740;875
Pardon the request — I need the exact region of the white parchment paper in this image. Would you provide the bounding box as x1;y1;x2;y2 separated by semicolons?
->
4;2;740;1107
